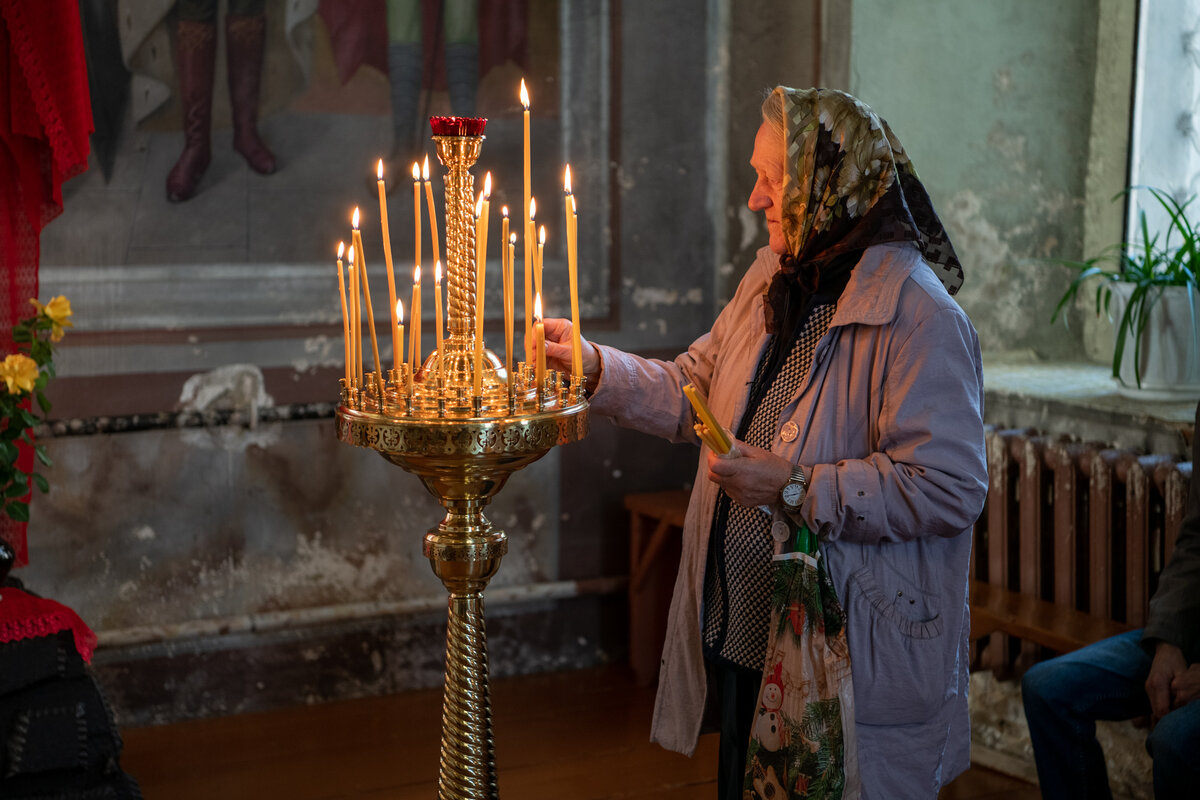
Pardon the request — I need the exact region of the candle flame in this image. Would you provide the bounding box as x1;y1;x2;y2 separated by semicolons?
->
377;159;383;180
435;260;442;284
411;162;420;181
475;193;484;218
414;265;421;283
564;165;572;194
510;232;517;244
422;155;430;181
337;241;345;259
538;225;546;245
352;207;360;229
483;172;492;198
502;205;509;218
520;78;530;109
529;196;537;221
396;299;403;324
347;244;356;264
533;292;542;320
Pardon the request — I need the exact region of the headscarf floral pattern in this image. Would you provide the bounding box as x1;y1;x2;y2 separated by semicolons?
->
773;87;964;297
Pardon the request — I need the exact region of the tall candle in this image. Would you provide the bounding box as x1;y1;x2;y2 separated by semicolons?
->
526;196;536;348
566;185;582;380
521;80;533;352
395;299;405;376
501;209;512;380
473;194;486;396
348;245;361;387
423;156;440;267
506;233;516;381
377;160;400;371
410;265;421;377
478;172;492;279
434;261;444;387
412;162;422;273
336;242;351;385
353;218;384;385
398;300;411;397
533;292;546;392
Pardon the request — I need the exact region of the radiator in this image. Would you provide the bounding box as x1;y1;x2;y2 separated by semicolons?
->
972;426;1193;673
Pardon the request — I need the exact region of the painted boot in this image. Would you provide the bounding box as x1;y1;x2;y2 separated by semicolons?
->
226;14;277;175
165;19;217;202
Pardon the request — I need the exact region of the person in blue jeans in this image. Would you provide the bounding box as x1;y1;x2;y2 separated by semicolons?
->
1021;399;1200;799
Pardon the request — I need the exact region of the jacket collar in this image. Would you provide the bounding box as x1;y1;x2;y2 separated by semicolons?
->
829;242;921;328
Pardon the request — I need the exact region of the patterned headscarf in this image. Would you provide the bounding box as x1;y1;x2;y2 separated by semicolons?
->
764;87;964;331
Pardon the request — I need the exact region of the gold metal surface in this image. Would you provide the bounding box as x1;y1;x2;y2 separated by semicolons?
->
336;125;588;800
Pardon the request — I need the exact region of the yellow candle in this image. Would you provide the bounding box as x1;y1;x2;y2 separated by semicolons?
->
353;216;384;386
566;188;582;380
501;210;512;380
536;224;546;301
377;160;400;371
336;242;350;385
347;245;361;387
507;233;517;380
410;265;421;377
478;172;492;277
521;79;533;351
412;162;422;272
474;193;486;396
683;383;733;454
527;196;536;348
423;156;440;267
434;261;444;387
534;292;546;392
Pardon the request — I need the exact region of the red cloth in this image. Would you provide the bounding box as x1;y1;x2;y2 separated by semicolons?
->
0;0;93;567
318;0;529;89
0;587;97;663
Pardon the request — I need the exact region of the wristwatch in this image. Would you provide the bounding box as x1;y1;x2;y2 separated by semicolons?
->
780;464;808;511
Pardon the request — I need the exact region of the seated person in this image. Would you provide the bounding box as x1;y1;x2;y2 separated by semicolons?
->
1022;399;1200;798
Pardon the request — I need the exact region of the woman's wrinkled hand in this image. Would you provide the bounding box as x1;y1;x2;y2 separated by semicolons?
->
705;438;793;508
535;318;602;386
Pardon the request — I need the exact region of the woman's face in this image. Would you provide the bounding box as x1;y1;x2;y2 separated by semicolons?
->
748;121;787;255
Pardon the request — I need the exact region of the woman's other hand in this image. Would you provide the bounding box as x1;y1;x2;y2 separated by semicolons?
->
537;317;602;387
705;438;793;508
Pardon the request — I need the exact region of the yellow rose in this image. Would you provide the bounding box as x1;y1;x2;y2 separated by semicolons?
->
0;354;38;394
30;295;73;342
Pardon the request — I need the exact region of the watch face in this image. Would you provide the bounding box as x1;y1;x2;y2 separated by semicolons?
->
782;482;804;507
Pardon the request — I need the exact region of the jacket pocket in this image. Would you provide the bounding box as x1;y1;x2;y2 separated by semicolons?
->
845;564;946;725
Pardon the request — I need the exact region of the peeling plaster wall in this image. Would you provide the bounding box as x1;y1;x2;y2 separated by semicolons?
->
850;0;1100;360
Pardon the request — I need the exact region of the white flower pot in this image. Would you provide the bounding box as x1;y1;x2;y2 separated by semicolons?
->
1110;282;1200;400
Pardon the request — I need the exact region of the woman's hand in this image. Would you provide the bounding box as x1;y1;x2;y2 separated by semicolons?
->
705;438;793;508
535;317;602;386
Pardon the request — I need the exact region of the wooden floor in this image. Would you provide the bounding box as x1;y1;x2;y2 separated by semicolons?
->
120;664;1039;799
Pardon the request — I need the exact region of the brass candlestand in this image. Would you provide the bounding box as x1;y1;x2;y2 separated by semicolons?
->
336;118;588;800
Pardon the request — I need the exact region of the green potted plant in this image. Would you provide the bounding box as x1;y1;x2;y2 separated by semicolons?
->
1052;186;1199;399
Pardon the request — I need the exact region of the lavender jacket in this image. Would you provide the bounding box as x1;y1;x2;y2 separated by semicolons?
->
590;243;987;796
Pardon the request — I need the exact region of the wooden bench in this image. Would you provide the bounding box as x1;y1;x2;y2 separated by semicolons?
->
624;490;690;686
968;580;1130;654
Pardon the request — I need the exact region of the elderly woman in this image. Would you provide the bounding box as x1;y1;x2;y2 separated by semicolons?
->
544;87;987;799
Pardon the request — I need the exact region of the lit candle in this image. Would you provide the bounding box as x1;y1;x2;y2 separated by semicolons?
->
434;261;444;387
412;162;422;271
534;292;546;392
353;211;384;385
478;172;492;278
378;160;400;371
410;265;421;377
336;242;351;385
398;300;411;398
347;244;361;387
501;208;511;380
474;193;486;396
506;232;516;381
565;171;582;380
395;298;405;377
423;156;440;267
521;79;533;355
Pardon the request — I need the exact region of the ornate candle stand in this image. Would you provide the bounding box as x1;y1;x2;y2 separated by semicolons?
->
335;117;588;800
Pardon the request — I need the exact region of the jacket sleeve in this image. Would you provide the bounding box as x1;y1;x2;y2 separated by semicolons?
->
587;250;771;444
1142;401;1200;659
810;305;988;544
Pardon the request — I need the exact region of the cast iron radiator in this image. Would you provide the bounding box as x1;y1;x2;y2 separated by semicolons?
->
971;426;1193;674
